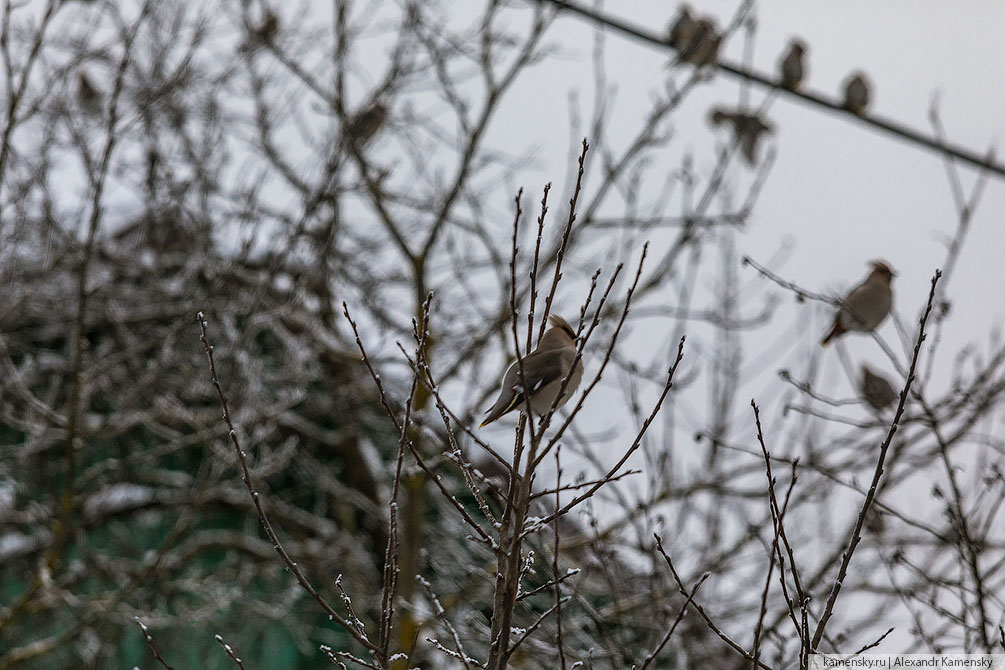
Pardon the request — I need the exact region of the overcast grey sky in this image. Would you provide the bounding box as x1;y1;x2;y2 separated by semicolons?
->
460;0;1005;417
450;1;1005;649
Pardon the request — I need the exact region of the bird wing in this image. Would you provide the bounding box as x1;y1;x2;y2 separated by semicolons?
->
840;281;891;330
506;349;566;401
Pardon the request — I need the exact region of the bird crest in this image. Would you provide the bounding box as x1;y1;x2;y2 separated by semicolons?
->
548;314;577;340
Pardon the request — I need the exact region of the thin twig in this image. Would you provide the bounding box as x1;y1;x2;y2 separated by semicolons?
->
538;139;589;343
538;336;685;528
639;572;709;670
653;536;775;670
418;576;475;670
134;617;174;670
751;401;809;660
343;304;495;547
853;627;895;655
810;269;942;650
197;313;374;651
214;634;248;670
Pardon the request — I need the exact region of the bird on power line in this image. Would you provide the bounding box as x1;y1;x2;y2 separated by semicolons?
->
842;71;871;115
779;39;807;91
674;18;722;68
860;365;898;412
480;315;584;428
821;260;895;346
666;4;699;51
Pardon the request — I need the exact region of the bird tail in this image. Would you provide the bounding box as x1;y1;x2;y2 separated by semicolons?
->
821;321;844;346
479;392;523;428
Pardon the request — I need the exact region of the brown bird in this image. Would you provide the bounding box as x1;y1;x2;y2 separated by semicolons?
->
77;72;102;116
821;260;895;346
238;9;278;53
480;315;584;428
779;39;807;91
708;107;773;166
667;4;699;51
675;18;721;67
860;365;898;412
253;9;279;42
346;101;387;147
842;71;871;115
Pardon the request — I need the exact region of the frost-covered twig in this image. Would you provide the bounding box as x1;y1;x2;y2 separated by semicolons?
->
134;617;174;670
197;313;374;652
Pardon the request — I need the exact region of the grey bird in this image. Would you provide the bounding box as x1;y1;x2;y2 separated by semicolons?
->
708;107;774;166
675;18;721;68
480;315;584;428
821;260;895;346
346;101;387;146
667;4;699;51
779;39;807;91
842;71;871;115
860;365;898;412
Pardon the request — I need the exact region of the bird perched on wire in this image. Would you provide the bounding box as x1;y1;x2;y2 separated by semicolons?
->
77;72;102;116
821;260;895;346
860;365;898;412
842;71;871;115
675;18;721;68
778;39;807;91
480;315;584;428
345;101;387;147
666;4;699;51
708;107;774;166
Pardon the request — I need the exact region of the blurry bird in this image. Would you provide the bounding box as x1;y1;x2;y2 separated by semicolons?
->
821;260;895;346
254;9;279;42
865;507;886;535
346;101;387;147
842;71;871;115
675;18;721;67
480;315;584;428
144;147;160;196
238;9;279;53
666;4;699;51
860;365;898;412
77;72;102;116
779;39;807;91
708;107;773;166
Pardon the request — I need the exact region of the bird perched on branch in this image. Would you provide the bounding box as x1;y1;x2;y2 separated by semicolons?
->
708;107;773;166
77;72;102;116
842;71;871;115
480;315;584;428
254;9;279;42
860;365;898;412
666;4;698;51
821;260;895;346
675;18;721;68
239;8;279;53
778;39;807;91
346;101;388;147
